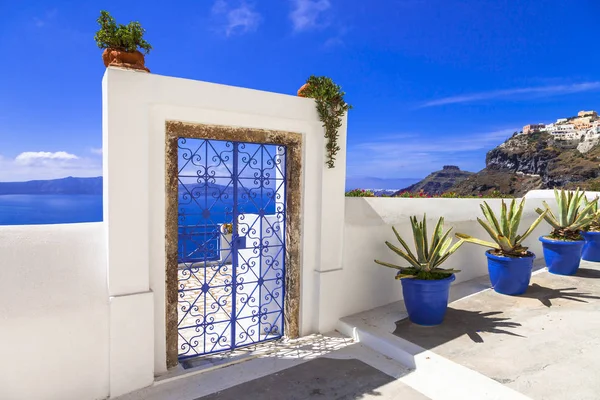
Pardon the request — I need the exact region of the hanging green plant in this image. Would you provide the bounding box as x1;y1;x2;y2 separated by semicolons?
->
298;76;352;168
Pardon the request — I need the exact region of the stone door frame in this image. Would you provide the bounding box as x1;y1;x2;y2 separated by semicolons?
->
164;121;303;368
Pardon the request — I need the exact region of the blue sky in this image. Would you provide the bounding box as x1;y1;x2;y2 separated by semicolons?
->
1;1;599;188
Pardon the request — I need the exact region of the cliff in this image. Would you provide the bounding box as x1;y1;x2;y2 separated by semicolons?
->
450;132;600;196
397;165;474;195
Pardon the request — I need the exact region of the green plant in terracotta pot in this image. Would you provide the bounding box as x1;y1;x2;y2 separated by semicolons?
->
375;215;464;326
94;10;152;72
535;188;598;275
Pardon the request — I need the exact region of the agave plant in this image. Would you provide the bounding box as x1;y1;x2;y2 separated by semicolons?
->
582;197;600;232
374;214;464;280
455;199;548;257
535;188;598;240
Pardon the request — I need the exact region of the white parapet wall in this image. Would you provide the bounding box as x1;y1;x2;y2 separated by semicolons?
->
314;192;563;332
0;223;109;400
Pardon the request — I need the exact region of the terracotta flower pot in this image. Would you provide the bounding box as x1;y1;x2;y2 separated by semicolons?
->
297;83;310;97
102;48;150;72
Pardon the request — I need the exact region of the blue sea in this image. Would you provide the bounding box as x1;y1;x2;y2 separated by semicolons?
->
0;195;103;225
0;193;278;226
0;193;280;262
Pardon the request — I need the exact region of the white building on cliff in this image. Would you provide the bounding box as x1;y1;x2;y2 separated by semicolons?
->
522;110;598;142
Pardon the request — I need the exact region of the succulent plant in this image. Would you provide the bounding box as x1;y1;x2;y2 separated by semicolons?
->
583;198;600;232
535;188;598;240
374;214;464;280
455;199;547;257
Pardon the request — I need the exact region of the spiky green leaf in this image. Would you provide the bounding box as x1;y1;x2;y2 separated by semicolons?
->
497;235;514;253
395;273;417;280
374;259;403;270
517;208;547;244
509;199;525;242
481;202;502;234
455;232;499;249
411;216;427;263
501;200;509;238
384;241;422;269
392;226;417;261
422;215;429;260
477;217;502;246
429;227;453;267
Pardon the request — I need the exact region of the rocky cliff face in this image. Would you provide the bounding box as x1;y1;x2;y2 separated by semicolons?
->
396;165;474;195
451;132;600;196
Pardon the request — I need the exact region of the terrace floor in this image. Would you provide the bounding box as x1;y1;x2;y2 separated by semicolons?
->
117;260;600;400
338;259;600;400
115;333;427;400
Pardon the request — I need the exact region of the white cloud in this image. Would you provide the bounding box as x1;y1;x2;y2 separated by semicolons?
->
33;9;58;28
0;151;101;182
324;36;344;47
420;82;600;108
346;128;516;179
324;26;349;48
90;147;103;155
290;0;331;31
15;151;78;165
212;0;229;14
212;1;262;36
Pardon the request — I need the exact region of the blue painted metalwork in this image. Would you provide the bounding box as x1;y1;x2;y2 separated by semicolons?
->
178;224;220;262
177;138;287;360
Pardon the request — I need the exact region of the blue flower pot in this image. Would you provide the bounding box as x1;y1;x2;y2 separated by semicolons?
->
486;250;534;295
401;274;455;326
582;231;600;262
539;236;584;275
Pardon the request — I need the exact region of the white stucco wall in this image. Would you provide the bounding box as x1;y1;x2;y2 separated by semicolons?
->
102;67;347;392
0;223;109;400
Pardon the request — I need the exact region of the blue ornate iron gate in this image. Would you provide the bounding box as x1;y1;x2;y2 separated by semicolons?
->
177;138;287;359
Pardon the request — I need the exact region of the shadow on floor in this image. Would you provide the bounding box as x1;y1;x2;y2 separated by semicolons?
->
575;268;600;279
195;358;396;400
393;308;523;348
519;283;600;307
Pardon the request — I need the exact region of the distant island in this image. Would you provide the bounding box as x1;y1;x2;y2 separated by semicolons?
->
0;176;102;195
396;165;474;195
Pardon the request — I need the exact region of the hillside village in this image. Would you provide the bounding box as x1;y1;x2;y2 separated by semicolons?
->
521;110;600;153
389;109;600;197
447;109;600;196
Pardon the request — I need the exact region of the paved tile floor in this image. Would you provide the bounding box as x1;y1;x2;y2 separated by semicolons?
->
391;260;600;400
